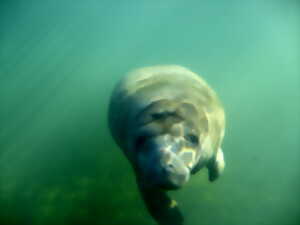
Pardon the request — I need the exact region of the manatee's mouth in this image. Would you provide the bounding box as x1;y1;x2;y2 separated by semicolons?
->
160;164;190;190
138;151;191;190
135;134;193;190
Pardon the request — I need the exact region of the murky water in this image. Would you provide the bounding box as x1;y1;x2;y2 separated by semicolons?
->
0;1;299;225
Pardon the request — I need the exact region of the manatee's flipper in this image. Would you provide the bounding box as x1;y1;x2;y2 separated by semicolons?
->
207;148;225;182
137;181;184;225
190;160;203;175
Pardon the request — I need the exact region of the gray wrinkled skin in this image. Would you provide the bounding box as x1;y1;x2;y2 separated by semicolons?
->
108;65;225;225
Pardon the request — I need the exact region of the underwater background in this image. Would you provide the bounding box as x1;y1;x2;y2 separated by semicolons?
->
0;1;299;225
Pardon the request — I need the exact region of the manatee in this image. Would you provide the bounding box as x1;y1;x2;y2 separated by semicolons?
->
108;65;225;225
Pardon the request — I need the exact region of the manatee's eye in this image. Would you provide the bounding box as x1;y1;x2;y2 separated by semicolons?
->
185;134;199;145
135;135;148;149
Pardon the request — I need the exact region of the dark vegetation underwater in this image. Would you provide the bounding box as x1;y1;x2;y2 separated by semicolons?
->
0;1;299;225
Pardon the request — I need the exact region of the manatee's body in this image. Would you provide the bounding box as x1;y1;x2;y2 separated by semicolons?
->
108;65;225;225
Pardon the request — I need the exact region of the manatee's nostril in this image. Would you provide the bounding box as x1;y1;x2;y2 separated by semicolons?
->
168;163;174;169
166;163;176;173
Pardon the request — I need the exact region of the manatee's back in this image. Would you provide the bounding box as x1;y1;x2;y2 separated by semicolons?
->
108;65;225;155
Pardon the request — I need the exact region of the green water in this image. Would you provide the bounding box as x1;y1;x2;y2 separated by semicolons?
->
0;1;299;225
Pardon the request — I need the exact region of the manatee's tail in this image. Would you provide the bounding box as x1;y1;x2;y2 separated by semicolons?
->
137;181;184;225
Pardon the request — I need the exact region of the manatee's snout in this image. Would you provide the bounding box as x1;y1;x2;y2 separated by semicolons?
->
160;150;190;189
137;135;190;190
